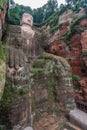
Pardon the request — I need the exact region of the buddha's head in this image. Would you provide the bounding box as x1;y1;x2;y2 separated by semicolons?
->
20;13;33;27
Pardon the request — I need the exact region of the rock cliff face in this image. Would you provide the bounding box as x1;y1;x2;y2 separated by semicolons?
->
0;16;30;130
48;8;87;112
50;9;87;76
1;2;87;129
1;23;75;129
0;7;76;130
0;59;6;100
0;0;8;40
58;8;85;25
49;40;70;57
0;0;7;101
30;52;75;122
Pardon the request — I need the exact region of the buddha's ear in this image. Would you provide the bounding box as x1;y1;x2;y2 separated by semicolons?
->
0;59;6;100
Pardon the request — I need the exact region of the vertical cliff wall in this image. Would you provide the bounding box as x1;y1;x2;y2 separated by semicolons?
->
48;8;87;112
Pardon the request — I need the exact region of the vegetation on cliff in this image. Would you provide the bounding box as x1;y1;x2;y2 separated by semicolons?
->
0;0;7;9
7;0;87;27
8;0;58;25
0;42;6;61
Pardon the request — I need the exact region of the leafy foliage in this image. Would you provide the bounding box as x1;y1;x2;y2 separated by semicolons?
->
73;85;81;90
0;42;6;61
72;74;80;81
50;25;59;33
46;4;70;33
0;0;6;8
65;0;87;8
7;0;87;35
0;83;14;107
82;51;87;56
7;0;58;25
19;88;27;95
8;4;33;25
71;15;87;30
65;0;78;5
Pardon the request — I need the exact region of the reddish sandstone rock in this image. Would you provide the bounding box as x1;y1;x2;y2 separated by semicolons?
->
69;59;87;76
79;78;87;88
81;30;87;67
79;78;87;102
71;48;81;58
81;30;87;52
56;26;68;38
68;34;87;77
75;93;84;101
49;40;70;57
70;34;81;47
70;34;82;58
8;94;30;128
79;19;87;27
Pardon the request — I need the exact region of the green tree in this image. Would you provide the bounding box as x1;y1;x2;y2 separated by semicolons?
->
8;4;33;25
44;0;58;20
7;0;58;25
33;8;44;24
65;0;78;5
32;0;58;24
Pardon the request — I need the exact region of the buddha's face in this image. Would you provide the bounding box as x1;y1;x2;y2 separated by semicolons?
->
21;13;33;27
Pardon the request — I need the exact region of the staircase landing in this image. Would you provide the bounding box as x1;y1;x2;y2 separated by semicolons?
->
70;109;87;130
24;126;33;130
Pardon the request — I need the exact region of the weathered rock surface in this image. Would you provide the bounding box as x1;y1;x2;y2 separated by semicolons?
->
0;1;8;40
49;40;70;57
34;115;81;130
0;7;80;130
48;8;87;110
0;59;6;100
0;46;30;129
80;18;87;27
81;30;87;52
30;53;75;122
58;8;85;25
6;47;29;89
5;24;41;58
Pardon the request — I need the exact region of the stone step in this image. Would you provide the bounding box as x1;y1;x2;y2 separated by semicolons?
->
34;115;81;130
23;126;33;130
69;108;87;130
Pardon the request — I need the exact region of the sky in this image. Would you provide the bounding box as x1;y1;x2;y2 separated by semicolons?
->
14;0;66;9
